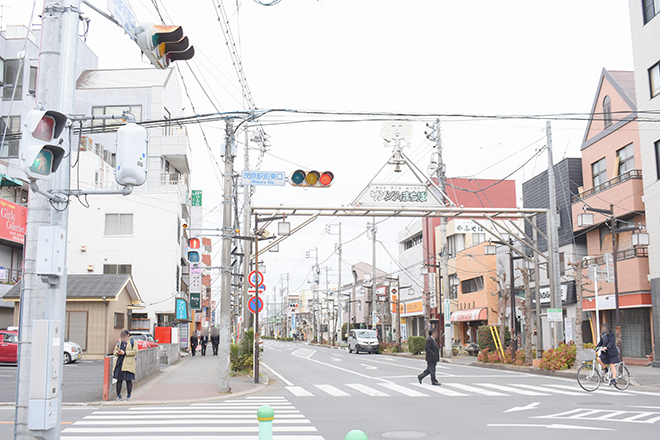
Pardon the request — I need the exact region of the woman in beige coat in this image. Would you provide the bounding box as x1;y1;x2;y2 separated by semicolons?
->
113;330;138;400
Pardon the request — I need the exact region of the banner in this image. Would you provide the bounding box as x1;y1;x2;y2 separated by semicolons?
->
0;198;27;244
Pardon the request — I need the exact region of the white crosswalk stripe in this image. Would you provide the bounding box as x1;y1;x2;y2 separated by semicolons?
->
411;383;468;396
475;383;549;396
61;398;323;440
315;385;351;397
379;383;429;397
509;384;585;396
287;386;315;397
346;384;390;396
442;383;507;396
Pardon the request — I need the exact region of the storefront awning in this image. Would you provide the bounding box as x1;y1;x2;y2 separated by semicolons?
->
0;174;23;187
451;307;487;322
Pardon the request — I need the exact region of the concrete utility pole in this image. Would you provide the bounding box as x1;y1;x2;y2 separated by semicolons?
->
533;216;543;357
369;218;377;331
241;130;251;332
546;121;563;347
15;2;80;439
219;118;235;393
336;223;341;344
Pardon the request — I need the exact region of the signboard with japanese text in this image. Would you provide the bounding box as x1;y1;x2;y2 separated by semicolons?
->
356;184;430;207
537;284;569;304
190;292;201;310
0;198;27;244
242;171;286;187
190;265;202;293
390;288;398;314
548;308;563;322
176;298;188;320
107;0;138;36
454;220;485;234
376;286;387;297
191;190;202;207
401;300;423;317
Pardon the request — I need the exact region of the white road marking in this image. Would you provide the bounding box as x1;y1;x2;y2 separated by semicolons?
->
476;383;548;396
412;383;468;397
62;437;324;440
504;402;540;413
314;384;351;397
535;408;660;424
379;383;428;397
74;419;311;425
442;383;507;396
510;384;584;396
262;362;294;386
84;414;305;420
488;423;612;431
346;383;390;397
62;426;318;434
286;386;314;397
360;363;378;370
544;383;623;396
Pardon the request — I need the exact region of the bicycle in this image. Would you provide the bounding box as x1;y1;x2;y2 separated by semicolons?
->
577;347;630;392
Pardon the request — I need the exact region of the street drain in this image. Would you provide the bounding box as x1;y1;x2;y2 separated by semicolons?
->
383;432;427;439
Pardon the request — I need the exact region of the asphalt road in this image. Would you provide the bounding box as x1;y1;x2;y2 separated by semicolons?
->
0;340;658;439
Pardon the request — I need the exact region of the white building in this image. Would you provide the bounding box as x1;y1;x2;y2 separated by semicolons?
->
628;0;660;367
397;220;425;338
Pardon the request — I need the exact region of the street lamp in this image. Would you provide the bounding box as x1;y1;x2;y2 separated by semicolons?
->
484;244;497;256
632;230;650;247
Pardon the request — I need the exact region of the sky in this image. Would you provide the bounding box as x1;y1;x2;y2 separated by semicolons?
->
3;0;636;314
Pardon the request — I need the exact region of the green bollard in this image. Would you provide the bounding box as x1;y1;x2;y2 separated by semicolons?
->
257;405;275;440
345;430;368;440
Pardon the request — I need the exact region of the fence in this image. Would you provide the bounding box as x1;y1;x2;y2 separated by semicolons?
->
159;343;181;366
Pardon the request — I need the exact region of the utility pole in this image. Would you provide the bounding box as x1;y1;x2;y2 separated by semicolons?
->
546;121;563;347
219;118;234;393
15;2;80;439
509;245;517;354
336;223;342;344
253;214;260;383
241;130;251;333
351;269;358;335
369;218;377;331
533;216;543;358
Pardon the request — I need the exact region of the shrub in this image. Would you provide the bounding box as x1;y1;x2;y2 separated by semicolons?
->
477;348;490;363
477;325;511;352
514;349;527;366
539;342;577;371
391;346;399;353
583;342;595;349
408;336;426;355
488;350;503;363
231;329;255;373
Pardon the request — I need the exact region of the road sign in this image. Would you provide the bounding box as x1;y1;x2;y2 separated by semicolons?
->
548;308;563;322
248;296;264;314
248;284;266;294
107;0;139;37
444;299;450;322
242;171;286;187
248;271;264;288
191;190;202;207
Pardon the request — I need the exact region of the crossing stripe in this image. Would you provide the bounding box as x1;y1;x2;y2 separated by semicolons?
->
62;436;325;440
74;419;311;426
411;383;469;397
346;384;390;397
62;426;318;434
379;383;428;397
84;414;305;420
510;384;584;396
286;386;315;397
543;384;623;396
475;383;548;396
442;383;507;396
114;409;301;415
314;385;351;397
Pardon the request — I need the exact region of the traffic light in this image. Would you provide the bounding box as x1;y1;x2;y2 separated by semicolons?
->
135;22;195;70
19;110;68;179
290;170;334;187
187;237;201;264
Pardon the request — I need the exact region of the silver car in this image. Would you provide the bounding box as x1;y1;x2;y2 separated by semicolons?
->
347;329;379;354
63;340;82;364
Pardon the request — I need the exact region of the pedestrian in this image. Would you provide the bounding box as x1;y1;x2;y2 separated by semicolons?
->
190;332;198;357
596;323;621;385
418;328;441;386
200;331;209;356
211;328;220;356
113;330;137;400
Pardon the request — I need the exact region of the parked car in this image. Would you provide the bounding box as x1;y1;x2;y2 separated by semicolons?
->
63;340;82;364
347;329;379;354
129;332;159;350
1;330;83;364
0;330;18;363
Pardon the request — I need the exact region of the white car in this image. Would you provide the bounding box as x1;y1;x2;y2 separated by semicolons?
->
347;329;380;354
63;340;82;364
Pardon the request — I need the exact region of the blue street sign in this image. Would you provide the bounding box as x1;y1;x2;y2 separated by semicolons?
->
107;0;139;37
248;296;264;314
176;298;188;320
242;171;286;187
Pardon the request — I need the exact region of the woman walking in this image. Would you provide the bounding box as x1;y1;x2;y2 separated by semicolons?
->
113;330;138;400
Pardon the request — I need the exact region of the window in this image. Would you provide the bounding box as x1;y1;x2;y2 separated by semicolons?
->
655;140;660;180
403;233;422;250
603;96;612;127
3;59;23;100
28;66;37;95
617;143;635;175
0;116;20;158
472;233;485;245
649;62;660;98
91;105;142;127
114;312;125;329
2;332;17;343
103;264;132;275
0;58;5;85
643;0;660;24
105;213;134;235
447;234;465;258
449;274;459;299
592;158;607;187
461;276;484;294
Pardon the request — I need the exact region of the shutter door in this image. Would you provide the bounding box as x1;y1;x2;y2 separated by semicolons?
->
67;311;88;351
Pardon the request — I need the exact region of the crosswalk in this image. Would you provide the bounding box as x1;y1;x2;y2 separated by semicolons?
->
535;408;660;424
284;382;660;399
60;397;324;440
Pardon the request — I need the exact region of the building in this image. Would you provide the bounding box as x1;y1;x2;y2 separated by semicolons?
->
524;157;585;350
341;261;388;336
627;0;660;366
4;274;143;357
571;67;652;359
397;219;425;337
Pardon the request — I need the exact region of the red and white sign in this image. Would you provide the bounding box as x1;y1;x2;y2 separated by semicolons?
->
0;199;27;244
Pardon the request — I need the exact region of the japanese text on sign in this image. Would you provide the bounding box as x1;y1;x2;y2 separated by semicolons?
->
242;171;286;186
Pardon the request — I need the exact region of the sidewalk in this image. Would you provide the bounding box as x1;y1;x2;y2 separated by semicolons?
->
102;353;268;406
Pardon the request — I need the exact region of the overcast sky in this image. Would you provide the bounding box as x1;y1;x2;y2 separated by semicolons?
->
5;1;635;309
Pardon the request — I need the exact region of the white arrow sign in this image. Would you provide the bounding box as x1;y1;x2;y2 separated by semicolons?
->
504;402;541;413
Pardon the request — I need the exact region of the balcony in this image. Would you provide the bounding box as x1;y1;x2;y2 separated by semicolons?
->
572;169;644;231
150;126;191;174
161;173;189;206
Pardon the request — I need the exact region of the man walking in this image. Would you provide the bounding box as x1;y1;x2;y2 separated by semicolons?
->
210;328;220;356
200;331;209;356
418;328;441;386
190;332;198;357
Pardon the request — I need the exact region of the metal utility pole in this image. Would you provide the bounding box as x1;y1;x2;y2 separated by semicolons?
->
533;216;543;358
219;118;235;393
336;223;342;344
546;121;563;347
15;2;80;439
241;130;251;332
370;218;377;331
253;215;260;384
395;277;401;352
351;269;358;334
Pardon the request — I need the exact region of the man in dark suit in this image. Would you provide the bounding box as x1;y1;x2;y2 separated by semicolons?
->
418;328;441;386
190;333;198;357
199;332;209;356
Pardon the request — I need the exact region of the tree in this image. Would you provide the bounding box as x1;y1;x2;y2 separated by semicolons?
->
520;265;533;364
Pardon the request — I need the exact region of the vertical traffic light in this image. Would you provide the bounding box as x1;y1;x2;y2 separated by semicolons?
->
290;170;334;187
19;110;68;180
187;237;201;264
135;22;195;69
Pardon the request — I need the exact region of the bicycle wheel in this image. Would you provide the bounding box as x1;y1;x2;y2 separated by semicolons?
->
614;364;630;391
577;363;601;392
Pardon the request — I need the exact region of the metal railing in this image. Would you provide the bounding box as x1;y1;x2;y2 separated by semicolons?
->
573;169;642;202
161;173;189;186
581;246;648;267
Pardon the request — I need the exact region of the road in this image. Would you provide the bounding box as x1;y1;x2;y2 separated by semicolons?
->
0;340;658;439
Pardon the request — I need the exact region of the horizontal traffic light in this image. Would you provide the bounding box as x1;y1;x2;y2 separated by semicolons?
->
136;22;195;70
20;110;68;180
187;237;201;264
290;170;334;187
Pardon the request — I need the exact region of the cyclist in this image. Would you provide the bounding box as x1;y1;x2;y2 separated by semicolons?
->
596;323;621;385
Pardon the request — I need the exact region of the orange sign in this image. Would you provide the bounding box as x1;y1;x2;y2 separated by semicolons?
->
0;198;27;244
402;300;423;316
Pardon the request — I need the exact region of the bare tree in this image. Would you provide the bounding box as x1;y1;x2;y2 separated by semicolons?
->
520;266;533;364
